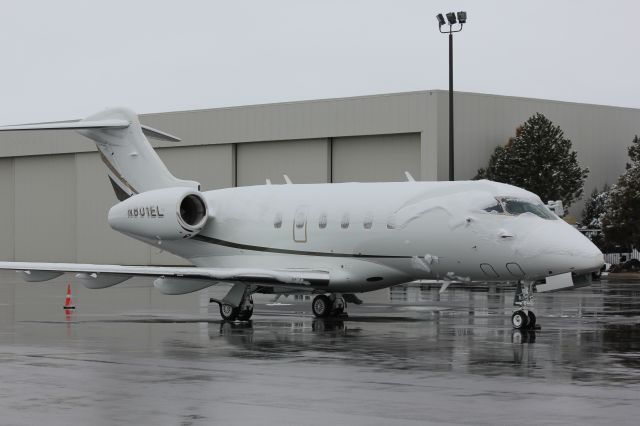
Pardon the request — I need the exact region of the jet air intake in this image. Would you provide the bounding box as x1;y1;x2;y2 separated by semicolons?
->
108;187;209;240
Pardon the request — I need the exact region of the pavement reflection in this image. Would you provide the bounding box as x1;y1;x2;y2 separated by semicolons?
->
1;273;639;425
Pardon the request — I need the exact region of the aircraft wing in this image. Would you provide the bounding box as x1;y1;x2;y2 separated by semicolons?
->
0;261;330;289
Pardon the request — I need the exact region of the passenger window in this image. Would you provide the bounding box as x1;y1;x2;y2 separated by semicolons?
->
294;210;306;228
318;213;327;229
273;212;283;229
363;212;373;229
341;213;350;229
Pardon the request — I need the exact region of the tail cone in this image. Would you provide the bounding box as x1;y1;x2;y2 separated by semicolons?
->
63;283;75;309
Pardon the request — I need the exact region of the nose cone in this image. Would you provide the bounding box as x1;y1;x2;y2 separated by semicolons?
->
518;220;604;276
576;239;605;272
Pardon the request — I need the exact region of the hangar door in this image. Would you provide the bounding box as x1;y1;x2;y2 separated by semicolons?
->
236;139;329;186
331;133;420;183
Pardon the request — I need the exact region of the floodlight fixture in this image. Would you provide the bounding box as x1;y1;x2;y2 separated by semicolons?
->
446;12;457;25
456;11;467;24
436;13;446;27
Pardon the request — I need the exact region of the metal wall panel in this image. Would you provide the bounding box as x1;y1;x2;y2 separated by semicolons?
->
0;159;14;261
157;144;234;191
138;92;430;150
75;152;150;265
332;133;421;183
14;155;76;262
236;139;329;186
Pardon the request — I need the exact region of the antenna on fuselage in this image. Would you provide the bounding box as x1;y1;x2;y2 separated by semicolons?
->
283;175;292;184
404;171;415;182
265;178;272;185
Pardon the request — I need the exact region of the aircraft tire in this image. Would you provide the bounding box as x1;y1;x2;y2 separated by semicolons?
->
312;295;332;318
526;311;537;329
237;307;254;321
511;311;528;330
220;303;239;321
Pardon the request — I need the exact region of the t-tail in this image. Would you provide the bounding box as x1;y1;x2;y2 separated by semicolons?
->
0;108;199;200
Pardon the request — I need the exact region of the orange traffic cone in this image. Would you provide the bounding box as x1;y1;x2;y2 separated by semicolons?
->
63;283;75;309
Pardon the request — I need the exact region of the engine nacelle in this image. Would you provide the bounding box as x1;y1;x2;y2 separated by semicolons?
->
108;187;209;240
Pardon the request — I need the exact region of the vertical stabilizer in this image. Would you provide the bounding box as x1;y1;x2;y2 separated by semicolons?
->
0;108;199;201
79;108;198;200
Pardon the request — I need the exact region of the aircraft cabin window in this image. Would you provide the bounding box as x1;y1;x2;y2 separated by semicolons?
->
318;213;327;229
363;212;373;229
273;213;283;229
341;213;350;229
503;199;557;220
294;211;306;229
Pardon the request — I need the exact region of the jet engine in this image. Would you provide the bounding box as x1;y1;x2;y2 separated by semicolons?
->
108;187;209;240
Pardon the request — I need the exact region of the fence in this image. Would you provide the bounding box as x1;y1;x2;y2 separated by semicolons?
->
604;249;640;265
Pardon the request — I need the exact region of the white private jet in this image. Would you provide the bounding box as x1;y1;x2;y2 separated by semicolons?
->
0;108;604;329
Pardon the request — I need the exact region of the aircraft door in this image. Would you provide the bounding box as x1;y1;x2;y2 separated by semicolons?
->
293;207;308;243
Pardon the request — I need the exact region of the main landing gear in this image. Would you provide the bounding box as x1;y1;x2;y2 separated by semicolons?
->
219;296;253;321
311;294;348;318
511;281;539;330
211;284;254;322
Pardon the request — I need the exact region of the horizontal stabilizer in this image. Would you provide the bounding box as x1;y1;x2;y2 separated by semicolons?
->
0;119;130;131
0;119;181;142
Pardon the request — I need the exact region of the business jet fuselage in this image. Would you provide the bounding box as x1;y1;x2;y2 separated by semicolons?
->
132;181;602;291
0;108;604;328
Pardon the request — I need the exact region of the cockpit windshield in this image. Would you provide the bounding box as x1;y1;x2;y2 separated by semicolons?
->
483;197;557;220
483;202;504;214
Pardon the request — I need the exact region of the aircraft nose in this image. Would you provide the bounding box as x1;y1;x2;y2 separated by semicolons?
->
552;225;604;273
570;242;605;273
519;221;604;275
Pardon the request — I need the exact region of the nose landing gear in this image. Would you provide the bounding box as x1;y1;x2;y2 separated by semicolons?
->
511;309;536;330
511;281;539;330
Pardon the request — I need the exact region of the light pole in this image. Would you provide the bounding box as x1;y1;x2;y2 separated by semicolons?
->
437;11;467;181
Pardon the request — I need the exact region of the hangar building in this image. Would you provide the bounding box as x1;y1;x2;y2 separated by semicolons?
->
0;90;638;265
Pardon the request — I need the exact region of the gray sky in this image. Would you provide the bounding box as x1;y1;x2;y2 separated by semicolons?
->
2;0;639;123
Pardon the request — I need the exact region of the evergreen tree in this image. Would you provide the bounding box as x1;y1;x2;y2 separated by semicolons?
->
602;135;640;248
476;113;589;207
582;184;610;228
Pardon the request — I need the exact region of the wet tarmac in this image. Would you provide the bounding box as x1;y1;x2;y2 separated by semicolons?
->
1;271;639;425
